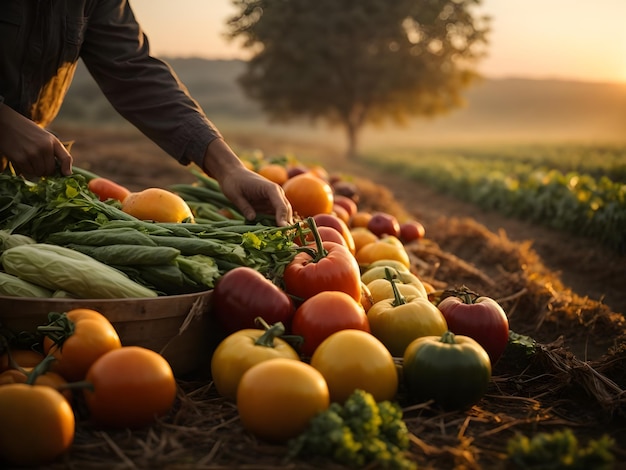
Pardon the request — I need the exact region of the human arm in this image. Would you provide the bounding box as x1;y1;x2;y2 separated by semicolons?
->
0;100;73;176
81;1;291;225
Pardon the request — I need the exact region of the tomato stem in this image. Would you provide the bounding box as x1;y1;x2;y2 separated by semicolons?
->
254;317;286;348
37;311;75;348
25;354;56;385
439;330;457;345
385;267;407;306
299;217;329;262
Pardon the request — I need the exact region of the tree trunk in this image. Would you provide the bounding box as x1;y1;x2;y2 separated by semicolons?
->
345;122;359;160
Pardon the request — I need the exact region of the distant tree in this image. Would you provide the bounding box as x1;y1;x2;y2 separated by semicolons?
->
227;0;490;158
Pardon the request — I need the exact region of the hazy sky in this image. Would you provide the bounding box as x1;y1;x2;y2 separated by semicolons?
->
129;0;626;84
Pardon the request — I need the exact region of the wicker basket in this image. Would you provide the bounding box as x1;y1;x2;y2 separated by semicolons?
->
0;290;221;377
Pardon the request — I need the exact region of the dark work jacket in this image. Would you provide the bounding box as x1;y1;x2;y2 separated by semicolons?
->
0;0;221;168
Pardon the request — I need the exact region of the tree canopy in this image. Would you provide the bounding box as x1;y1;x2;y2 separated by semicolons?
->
227;0;490;158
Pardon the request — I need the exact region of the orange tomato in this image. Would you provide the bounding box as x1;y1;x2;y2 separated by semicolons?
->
257;163;289;185
0;384;75;467
122;187;195;223
42;308;122;382
350;227;379;253
0;349;45;372
88;177;131;202
0;368;73;404
282;173;334;218
84;346;177;429
350;211;372;228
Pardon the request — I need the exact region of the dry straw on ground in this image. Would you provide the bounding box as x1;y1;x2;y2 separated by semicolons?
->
42;177;625;470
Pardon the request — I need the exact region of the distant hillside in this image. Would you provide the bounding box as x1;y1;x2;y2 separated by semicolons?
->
55;58;626;150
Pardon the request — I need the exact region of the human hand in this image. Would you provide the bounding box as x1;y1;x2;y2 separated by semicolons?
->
0;104;73;176
219;166;293;226
202;138;293;226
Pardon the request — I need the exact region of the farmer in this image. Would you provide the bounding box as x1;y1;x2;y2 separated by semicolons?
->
0;0;292;226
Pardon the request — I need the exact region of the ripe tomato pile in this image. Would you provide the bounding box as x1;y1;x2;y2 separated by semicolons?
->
0;157;512;467
0;309;177;467
206;157;512;444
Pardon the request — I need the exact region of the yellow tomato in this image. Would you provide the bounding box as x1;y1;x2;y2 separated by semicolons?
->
368;296;448;357
122;187;195;223
237;358;330;443
350;227;379;254
310;329;398;403
210;325;300;401
367;277;427;304
356;240;411;268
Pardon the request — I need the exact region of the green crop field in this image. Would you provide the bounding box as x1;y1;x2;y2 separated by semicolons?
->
361;144;626;253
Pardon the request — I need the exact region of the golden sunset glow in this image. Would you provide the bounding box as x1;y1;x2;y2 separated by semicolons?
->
129;0;626;84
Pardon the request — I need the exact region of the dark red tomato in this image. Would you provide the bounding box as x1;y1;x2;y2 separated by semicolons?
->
367;212;400;238
212;267;296;334
291;291;370;357
312;213;356;255
399;220;426;243
437;290;510;365
284;240;361;303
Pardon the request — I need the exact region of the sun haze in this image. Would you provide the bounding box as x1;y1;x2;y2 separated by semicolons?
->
129;0;625;84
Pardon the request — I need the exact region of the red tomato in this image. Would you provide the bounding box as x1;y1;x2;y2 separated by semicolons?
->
84;346;177;429
437;290;510;365
367;212;401;238
87;177;131;202
313;213;356;255
41;308;122;382
333;194;358;218
211;267;296;334
301;226;350;249
332;203;351;225
291;291;370;357
284;239;361;303
399;220;426;243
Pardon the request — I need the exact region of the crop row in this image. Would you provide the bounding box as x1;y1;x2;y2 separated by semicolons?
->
363;145;626;252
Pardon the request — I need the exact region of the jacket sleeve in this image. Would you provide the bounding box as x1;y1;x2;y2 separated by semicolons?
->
79;0;221;167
